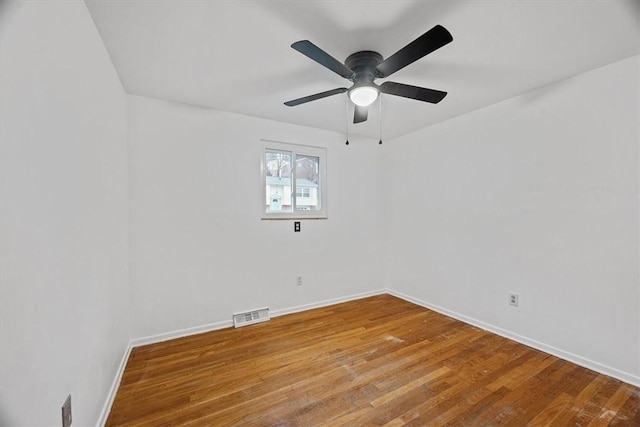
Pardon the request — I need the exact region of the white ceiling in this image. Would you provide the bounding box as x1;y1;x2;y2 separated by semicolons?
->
85;0;639;140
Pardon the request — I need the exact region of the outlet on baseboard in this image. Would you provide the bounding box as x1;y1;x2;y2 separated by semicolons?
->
509;293;519;307
61;395;72;427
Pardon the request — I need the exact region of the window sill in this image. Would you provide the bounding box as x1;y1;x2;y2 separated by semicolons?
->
261;216;328;221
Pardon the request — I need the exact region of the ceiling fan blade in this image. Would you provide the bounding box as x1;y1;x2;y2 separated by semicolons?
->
284;88;348;107
375;25;453;78
354;105;368;123
380;81;447;103
291;40;355;79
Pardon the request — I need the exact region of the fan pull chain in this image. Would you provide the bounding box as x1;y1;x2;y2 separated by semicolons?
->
378;94;383;145
345;95;350;145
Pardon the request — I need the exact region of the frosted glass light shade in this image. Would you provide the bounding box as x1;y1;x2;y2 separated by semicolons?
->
349;86;379;107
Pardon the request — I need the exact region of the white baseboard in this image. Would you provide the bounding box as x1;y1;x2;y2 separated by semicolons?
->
128;289;388;349
99;287;638;425
387;289;640;388
270;289;388;318
98;288;389;425
96;341;133;427
130;319;234;348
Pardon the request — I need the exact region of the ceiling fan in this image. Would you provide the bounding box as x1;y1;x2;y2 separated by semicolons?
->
284;25;453;124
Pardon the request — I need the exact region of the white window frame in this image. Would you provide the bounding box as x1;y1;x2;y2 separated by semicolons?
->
261;140;327;220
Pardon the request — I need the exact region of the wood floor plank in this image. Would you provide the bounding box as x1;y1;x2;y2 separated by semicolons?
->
106;294;640;426
370;366;451;408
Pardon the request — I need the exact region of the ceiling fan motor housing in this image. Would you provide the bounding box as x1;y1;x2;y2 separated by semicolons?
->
345;50;383;86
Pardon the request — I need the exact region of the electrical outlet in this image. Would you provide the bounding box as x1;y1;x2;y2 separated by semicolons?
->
296;275;303;286
509;293;519;307
61;395;72;427
294;221;301;232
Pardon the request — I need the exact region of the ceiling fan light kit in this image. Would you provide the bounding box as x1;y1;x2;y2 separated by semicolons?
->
349;85;379;107
284;24;453;136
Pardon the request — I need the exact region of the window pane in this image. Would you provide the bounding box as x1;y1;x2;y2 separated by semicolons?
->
265;150;292;212
295;154;320;211
261;141;327;219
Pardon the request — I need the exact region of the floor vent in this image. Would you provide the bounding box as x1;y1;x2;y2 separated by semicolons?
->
233;308;270;328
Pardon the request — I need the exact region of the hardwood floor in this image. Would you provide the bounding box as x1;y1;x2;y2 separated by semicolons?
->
106;294;640;426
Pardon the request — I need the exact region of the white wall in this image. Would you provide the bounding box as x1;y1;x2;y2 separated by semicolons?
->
385;56;640;383
0;1;130;425
128;96;385;339
1;4;637;424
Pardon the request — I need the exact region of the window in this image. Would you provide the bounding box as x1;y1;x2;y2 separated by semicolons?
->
261;140;327;219
295;188;310;198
